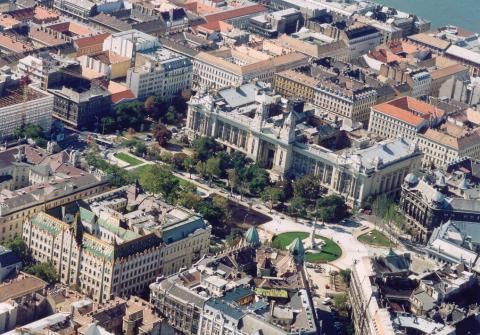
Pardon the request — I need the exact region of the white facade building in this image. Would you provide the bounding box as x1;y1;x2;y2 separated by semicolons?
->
0;83;54;139
102;30;161;59
126;49;192;99
187;82;423;206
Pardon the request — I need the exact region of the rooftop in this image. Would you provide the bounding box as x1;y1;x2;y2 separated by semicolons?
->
373;97;445;126
0;274;47;301
408;33;451;51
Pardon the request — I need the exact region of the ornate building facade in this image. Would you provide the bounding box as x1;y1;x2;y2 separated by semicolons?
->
186;82;423;206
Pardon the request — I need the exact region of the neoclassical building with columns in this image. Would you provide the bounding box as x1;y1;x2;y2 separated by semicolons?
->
186;82;423;206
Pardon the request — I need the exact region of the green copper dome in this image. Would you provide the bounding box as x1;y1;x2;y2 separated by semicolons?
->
245;226;260;246
288;238;305;263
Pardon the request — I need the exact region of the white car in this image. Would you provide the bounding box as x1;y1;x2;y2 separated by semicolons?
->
322;297;332;305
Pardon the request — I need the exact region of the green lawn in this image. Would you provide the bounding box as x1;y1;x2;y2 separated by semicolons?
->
358;229;393;247
271;231;342;263
114;152;143;166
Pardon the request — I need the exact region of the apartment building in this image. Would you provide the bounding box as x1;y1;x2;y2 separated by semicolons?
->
0;74;54;139
400;158;480;242
368;97;445;142
312;76;377;125
274;69;377;125
186;82;422;206
126;48;192;99
193;47;308;89
339;24;382;61
77;51;130;79
102;29;161;59
274;70;320;104
418;126;480;168
23;185;211;303
48;80;112;130
53;0;97;21
0;145;108;242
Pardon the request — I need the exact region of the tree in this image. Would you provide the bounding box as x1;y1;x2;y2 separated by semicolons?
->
144;96;155;114
114;101;146;131
316;195;347;223
183;156;195;179
195;161;206;177
372;196;390;222
139;165;179;203
229;151;252;171
333;293;348;315
212;195;232;224
205;157;221;185
192;137;219;161
4;236;32;265
177;191;202;209
261;187;283;211
241;165;270;195
153;124;172;147
274;179;293;203
172;153;188;170
227;168;239;195
165;106;177;124
339;269;351;287
293;175;321;201
196;200;226;226
26;262;58;284
288;196;306;220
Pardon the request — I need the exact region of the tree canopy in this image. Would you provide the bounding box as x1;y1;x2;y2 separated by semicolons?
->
316;195;347;223
139;165;179;203
26;262;58;284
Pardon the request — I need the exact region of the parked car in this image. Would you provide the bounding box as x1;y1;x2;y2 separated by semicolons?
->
322;297;332;305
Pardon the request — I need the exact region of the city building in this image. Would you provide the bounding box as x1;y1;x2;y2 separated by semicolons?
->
187;81;422;206
17;53;81;90
400;158;480;242
248;8;303;38
73;32;111;57
339;24;383;61
102;29;161;59
126;48;192;99
438;72;480;107
23;184;211;302
0;74;54;140
274;65;378;126
350;253;457;335
77;50;130;79
193;46;309;89
150;227;318;335
0;246;21;282
274;31;348;60
426;220;480;273
53;0;97;21
368;97;445;142
0;145;108;242
48;78;112;130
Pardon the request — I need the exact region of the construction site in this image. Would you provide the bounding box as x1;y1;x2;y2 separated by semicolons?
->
0;75;54;139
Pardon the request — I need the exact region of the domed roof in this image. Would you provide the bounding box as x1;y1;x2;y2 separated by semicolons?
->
432;191;445;203
404;173;419;185
245;226;260;246
288;238;305;263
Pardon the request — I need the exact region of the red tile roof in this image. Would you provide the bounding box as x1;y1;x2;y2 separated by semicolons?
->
111;90;135;104
373;96;445;126
74;32;110;48
203;4;266;24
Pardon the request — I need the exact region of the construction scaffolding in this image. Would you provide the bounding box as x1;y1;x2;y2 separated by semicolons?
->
0;86;46;109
